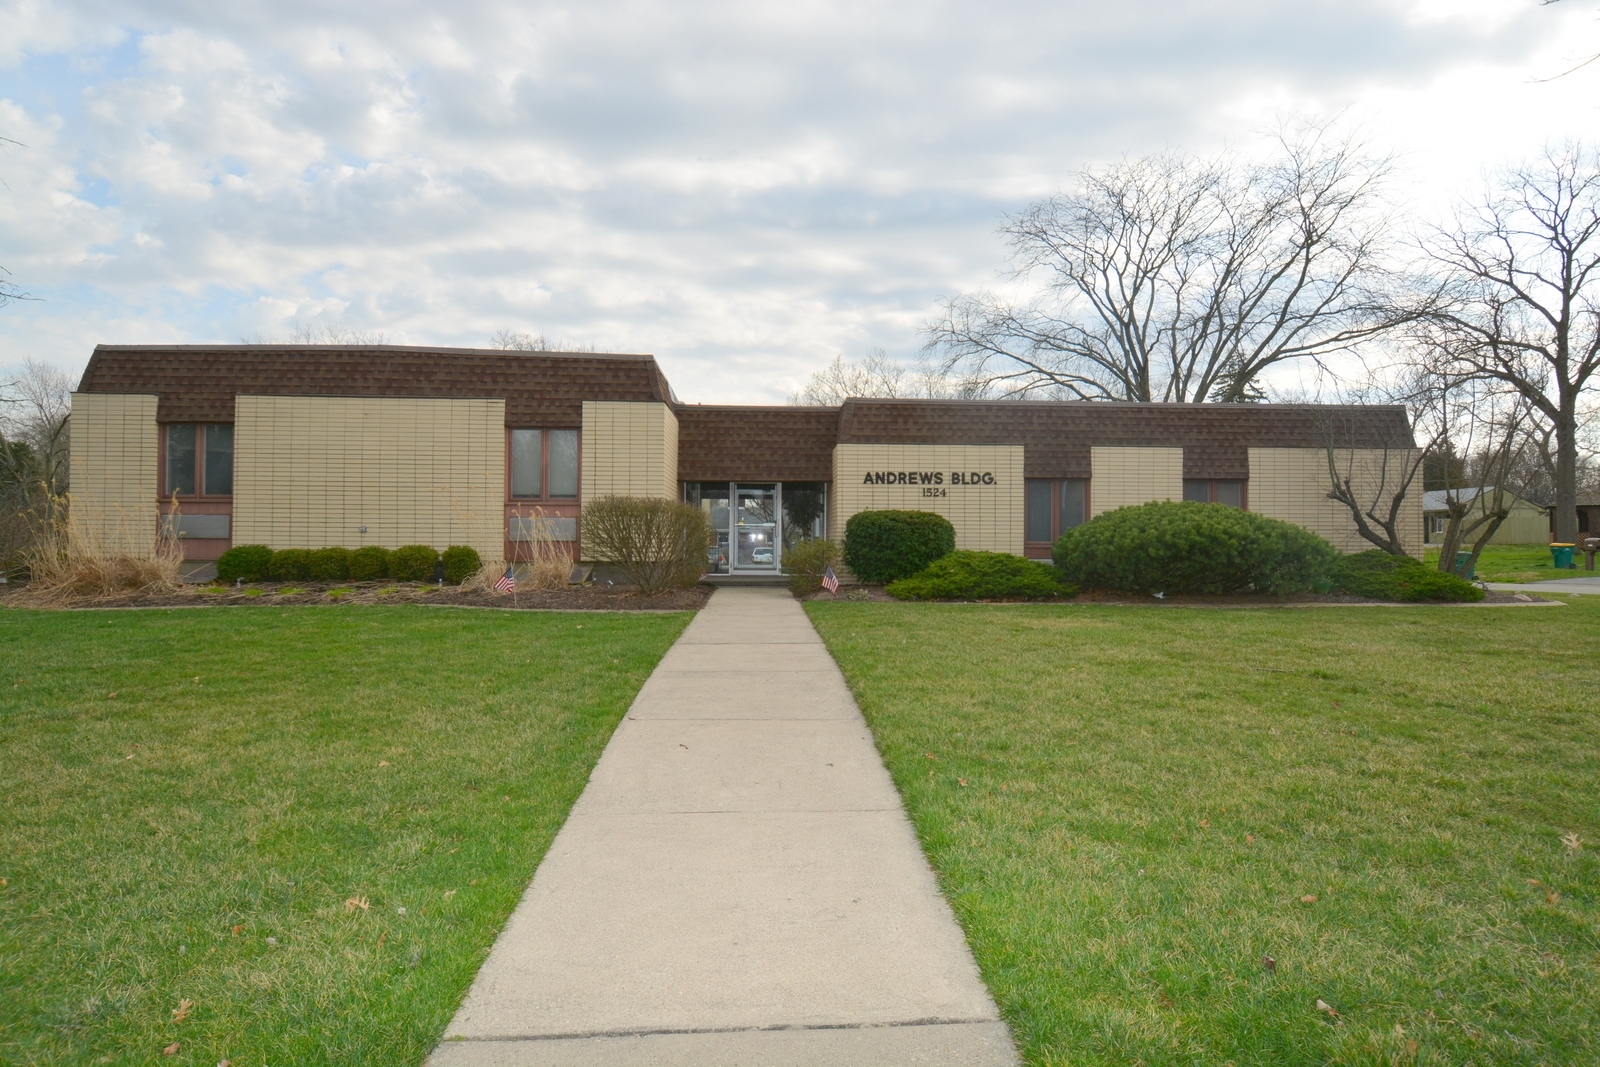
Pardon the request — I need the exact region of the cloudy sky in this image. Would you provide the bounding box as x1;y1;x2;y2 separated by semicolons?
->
1;0;1598;402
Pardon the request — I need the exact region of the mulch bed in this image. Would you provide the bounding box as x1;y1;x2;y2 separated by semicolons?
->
0;580;714;612
801;587;1556;607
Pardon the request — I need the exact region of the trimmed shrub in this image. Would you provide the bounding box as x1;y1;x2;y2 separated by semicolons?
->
782;538;841;595
267;548;313;582
1331;550;1485;602
842;510;957;585
390;544;440;582
216;544;272;583
307;546;351;582
348;546;390;582
1053;500;1338;596
580;495;713;594
887;551;1077;601
442;545;482;585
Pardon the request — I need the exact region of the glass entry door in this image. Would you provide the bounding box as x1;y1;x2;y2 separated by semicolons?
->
733;484;779;571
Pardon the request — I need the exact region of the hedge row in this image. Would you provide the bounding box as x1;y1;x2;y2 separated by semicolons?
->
216;544;481;584
1330;550;1484;602
887;551;1076;600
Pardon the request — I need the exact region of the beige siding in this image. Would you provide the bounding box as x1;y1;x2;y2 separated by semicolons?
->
1250;447;1423;556
580;401;678;501
69;392;160;551
233;395;505;559
830;444;1025;554
1089;446;1183;516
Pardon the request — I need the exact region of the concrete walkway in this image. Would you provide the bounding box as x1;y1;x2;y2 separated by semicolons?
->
428;586;1017;1067
1488;576;1600;595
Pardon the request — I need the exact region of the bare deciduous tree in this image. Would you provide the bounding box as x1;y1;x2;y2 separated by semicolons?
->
490;329;596;353
787;349;986;406
1418;142;1600;544
927;127;1406;403
1;360;74;570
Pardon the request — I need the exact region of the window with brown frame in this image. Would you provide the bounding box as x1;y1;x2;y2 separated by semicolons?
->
1182;479;1245;507
1025;478;1088;546
164;424;233;497
509;429;579;500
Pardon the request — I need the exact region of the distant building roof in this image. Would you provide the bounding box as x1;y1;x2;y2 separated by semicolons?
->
1422;487;1539;512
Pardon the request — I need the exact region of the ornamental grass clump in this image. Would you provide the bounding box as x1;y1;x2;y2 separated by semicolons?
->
579;495;712;594
1331;549;1484;602
887;550;1077;601
14;499;182;605
1053;500;1338;596
842;510;956;584
782;538;840;595
389;545;440;582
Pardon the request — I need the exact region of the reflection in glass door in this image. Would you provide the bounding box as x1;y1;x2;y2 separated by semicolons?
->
733;484;778;571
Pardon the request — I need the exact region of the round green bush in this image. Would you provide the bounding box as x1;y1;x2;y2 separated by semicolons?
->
389;544;440;582
842;510;957;585
348;545;390;582
1331;549;1485;602
216;544;272;583
441;545;482;585
307;546;351;582
267;548;313;582
782;538;841;595
887;551;1077;601
1053;500;1338;596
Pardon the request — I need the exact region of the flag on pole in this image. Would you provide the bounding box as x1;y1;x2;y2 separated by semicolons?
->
821;565;840;595
493;566;516;594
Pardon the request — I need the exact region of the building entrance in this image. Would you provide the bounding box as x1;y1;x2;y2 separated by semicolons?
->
684;481;828;576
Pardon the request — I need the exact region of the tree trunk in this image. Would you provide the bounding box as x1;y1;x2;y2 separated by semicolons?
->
1553;400;1579;546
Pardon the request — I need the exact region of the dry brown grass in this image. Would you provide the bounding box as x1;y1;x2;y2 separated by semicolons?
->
13;497;183;606
465;508;573;593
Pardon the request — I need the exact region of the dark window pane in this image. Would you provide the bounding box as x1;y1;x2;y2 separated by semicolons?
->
1025;480;1053;542
510;429;541;498
203;424;233;495
782;482;827;549
548;430;579;497
166;424;196;495
1059;479;1087;530
1214;480;1244;508
1183;479;1210;503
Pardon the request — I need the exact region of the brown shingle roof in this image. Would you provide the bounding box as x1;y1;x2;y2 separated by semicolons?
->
836;399;1415;479
676;406;839;482
77;344;673;425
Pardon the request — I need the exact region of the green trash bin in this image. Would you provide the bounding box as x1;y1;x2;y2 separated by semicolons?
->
1453;551;1475;579
1552;543;1576;570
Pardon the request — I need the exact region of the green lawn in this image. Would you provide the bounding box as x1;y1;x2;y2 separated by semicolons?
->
0;605;692;1066
1424;543;1581;583
808;597;1599;1066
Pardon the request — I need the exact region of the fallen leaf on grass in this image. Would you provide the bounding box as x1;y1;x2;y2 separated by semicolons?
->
1200;819;1210;829
1262;955;1276;973
1562;832;1582;854
231;925;243;936
163;1042;181;1055
377;931;386;947
1316;999;1340;1019
443;889;457;900
1301;895;1319;904
923;752;937;760
957;778;969;787
379;760;390;767
1245;834;1255;844
109;692;117;698
1527;878;1542;886
219;1060;231;1066
345;896;370;912
1547;890;1561;904
171;999;193;1023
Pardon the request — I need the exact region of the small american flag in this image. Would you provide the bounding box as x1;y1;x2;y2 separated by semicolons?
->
493;566;516;594
821;565;840;595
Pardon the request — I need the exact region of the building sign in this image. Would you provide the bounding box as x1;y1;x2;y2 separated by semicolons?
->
861;471;997;485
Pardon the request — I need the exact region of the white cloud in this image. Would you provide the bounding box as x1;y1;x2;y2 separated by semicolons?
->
0;0;1593;401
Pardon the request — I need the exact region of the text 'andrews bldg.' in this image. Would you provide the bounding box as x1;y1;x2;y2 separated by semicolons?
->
70;344;1421;575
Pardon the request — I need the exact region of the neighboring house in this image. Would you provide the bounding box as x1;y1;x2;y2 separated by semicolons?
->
1422;487;1550;545
1548;494;1600;542
69;344;1424;575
